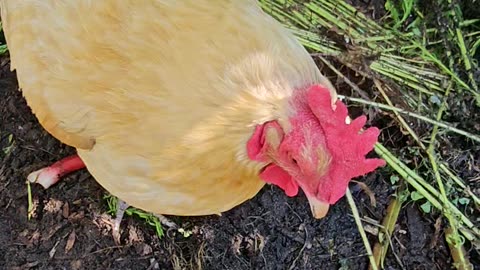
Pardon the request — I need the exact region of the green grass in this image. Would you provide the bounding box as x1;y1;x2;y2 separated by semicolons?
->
260;0;479;269
384;0;416;28
0;22;7;55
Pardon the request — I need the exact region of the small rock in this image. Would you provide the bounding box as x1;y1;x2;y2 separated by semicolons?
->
71;260;82;270
136;243;153;256
62;202;70;218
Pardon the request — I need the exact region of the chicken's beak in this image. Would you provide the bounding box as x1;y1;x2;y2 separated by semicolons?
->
306;195;330;219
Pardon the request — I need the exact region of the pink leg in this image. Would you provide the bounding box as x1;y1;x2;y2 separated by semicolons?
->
27;154;86;189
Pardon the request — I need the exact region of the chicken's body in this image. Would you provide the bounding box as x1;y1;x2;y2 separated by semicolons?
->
1;1;338;215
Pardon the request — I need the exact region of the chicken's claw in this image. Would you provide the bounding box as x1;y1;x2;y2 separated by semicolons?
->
112;199;129;244
154;214;178;229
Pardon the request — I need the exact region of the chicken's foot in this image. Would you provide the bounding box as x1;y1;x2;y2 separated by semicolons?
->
154;214;178;229
112;199;129;244
112;199;178;244
27;154;86;189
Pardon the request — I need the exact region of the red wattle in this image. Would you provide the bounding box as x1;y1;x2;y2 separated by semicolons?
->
259;164;299;197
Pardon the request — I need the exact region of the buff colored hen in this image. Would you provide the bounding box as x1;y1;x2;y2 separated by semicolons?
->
1;0;384;237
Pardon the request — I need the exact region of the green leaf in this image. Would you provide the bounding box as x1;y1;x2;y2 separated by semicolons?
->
3;134;14;155
420;202;432;213
411;27;421;37
458;198;470;205
0;44;7;55
390;175;400;185
410;191;424;201
385;0;400;24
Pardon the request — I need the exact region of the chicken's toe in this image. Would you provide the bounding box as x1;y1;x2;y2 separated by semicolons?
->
154;214;178;229
112;199;129;244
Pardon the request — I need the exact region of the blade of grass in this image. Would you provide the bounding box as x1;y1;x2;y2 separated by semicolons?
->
427;80;474;270
375;143;479;242
346;188;378;270
370;184;407;270
446;227;474;270
26;181;34;220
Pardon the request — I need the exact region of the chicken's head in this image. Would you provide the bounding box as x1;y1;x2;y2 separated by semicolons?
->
247;85;385;218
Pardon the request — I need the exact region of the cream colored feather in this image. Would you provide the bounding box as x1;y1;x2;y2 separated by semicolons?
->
1;0;336;215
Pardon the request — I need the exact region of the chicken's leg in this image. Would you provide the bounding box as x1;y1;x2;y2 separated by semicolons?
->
27;154;85;188
29;155;178;243
111;199;178;244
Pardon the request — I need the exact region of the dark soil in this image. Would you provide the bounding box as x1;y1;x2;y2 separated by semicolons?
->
0;1;466;269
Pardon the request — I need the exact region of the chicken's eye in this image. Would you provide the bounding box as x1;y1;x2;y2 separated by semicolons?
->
292;158;298;165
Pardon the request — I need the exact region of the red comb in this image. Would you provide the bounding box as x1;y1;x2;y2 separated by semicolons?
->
307;85;386;203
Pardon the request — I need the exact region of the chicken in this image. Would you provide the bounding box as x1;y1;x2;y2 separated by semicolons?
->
1;0;384;231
